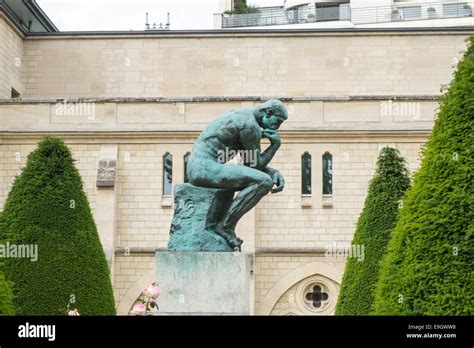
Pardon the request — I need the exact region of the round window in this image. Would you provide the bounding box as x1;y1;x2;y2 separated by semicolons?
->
295;275;339;315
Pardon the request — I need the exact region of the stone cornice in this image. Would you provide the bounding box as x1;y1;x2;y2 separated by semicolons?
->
0;95;441;104
113;247;332;255
0;130;431;145
0;11;26;38
24;27;474;40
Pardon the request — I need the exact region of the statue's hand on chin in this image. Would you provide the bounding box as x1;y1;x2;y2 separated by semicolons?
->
262;129;281;145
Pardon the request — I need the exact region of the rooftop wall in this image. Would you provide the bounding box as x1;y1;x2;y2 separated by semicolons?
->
20;31;470;99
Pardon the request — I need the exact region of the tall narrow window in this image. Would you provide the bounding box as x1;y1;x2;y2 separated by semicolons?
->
183;152;190;183
322;152;333;195
163;153;173;195
301;152;312;195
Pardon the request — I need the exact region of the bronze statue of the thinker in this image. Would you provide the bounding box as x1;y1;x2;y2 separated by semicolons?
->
168;99;288;252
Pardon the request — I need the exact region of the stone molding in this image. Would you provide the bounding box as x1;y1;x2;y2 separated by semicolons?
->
257;261;343;315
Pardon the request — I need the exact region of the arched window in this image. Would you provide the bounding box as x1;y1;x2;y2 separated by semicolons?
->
183;152;190;183
301;152;312;195
322;152;333;195
163;153;173;195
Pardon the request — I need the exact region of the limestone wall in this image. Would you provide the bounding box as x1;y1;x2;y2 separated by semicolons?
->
255;254;345;315
0;98;440;132
255;140;423;249
0;15;24;98
20;31;468;98
0;129;425;311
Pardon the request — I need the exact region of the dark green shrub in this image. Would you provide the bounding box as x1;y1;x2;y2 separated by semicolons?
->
2;136;115;315
0;264;14;315
336;147;410;315
0;212;14;315
373;36;474;315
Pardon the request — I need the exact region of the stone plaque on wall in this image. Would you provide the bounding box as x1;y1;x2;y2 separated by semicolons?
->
96;158;116;187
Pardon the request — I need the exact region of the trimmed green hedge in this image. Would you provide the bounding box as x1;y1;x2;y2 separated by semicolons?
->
0;265;14;315
2;136;116;315
373;36;474;315
335;147;411;315
0;211;14;315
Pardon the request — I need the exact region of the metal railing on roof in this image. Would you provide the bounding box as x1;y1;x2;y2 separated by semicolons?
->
221;0;474;28
222;5;350;28
351;0;473;25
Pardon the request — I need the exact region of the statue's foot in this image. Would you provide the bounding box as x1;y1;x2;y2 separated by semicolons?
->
214;225;243;251
231;237;243;252
226;234;242;252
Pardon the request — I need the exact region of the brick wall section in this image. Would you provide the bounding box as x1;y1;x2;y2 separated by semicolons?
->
270;281;301;314
0;144;32;210
256;142;423;249
114;254;155;306
116;143;194;248
20;33;468;98
254;254;345;313
116;144;181;249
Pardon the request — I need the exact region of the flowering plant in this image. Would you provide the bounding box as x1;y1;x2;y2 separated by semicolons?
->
66;303;80;316
131;282;160;315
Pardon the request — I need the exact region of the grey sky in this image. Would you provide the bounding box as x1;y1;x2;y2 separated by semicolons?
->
38;0;284;31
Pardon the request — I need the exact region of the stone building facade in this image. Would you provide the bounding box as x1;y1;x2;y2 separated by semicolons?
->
0;8;472;314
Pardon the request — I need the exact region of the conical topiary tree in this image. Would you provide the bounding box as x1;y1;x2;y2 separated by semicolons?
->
335;147;411;315
373;36;474;315
2;136;116;315
0;213;15;315
0;266;14;315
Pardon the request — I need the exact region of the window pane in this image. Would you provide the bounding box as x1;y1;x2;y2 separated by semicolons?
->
443;3;468;17
301;152;312;195
184;152;190;183
400;6;421;19
163;153;173;195
316;5;341;21
323;152;333;195
339;4;350;20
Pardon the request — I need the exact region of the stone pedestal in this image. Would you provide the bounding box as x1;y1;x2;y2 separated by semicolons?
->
155;251;251;315
168;183;235;252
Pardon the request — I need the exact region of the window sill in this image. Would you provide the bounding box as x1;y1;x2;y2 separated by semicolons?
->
300;194;312;208
161;195;173;207
322;195;333;208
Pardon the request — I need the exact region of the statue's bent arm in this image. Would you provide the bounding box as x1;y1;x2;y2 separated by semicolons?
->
263;166;285;193
240;126;281;171
239;126;264;170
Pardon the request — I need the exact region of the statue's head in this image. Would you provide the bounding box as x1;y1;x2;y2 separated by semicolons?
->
256;99;288;130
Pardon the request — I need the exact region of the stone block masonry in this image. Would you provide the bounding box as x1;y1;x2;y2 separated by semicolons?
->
155;252;251;315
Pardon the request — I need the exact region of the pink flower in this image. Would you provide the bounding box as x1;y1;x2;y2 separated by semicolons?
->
67;309;80;316
143;283;160;299
131;303;147;315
